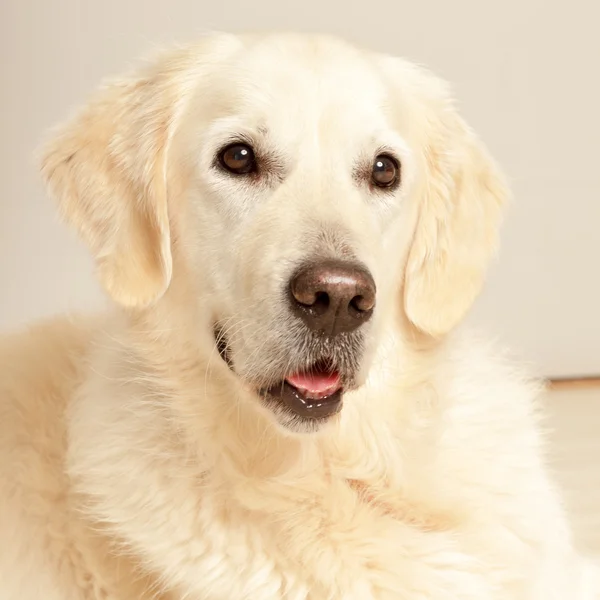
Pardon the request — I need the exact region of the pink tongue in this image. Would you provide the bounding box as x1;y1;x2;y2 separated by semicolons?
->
286;370;342;399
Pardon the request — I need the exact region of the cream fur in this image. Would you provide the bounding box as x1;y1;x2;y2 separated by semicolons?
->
1;32;598;599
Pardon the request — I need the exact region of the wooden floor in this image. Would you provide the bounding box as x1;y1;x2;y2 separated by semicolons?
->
546;386;600;557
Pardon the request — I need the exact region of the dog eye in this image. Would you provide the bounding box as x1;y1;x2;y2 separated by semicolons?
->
372;155;400;188
219;143;257;175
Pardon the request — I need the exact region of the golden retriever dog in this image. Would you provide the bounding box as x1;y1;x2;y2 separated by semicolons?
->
0;32;597;599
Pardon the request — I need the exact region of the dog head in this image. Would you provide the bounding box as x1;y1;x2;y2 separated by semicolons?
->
40;33;507;433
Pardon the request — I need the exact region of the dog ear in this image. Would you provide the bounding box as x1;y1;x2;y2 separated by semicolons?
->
400;69;509;337
39;53;194;308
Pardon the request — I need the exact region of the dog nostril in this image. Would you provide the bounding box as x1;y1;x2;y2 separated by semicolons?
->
353;290;376;312
313;292;330;312
350;294;369;314
295;290;330;317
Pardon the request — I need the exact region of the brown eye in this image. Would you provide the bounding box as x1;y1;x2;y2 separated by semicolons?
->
372;154;400;188
219;143;257;175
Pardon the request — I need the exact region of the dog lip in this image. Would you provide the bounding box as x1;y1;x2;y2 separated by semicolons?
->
262;381;343;419
214;324;233;369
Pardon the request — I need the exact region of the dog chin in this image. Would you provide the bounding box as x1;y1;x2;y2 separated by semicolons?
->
261;399;344;435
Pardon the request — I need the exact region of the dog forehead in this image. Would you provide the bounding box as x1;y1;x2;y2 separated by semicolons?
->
214;37;391;137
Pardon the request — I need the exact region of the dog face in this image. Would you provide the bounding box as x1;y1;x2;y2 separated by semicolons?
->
40;33;507;433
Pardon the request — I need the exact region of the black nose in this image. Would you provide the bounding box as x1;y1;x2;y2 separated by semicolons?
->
289;260;376;336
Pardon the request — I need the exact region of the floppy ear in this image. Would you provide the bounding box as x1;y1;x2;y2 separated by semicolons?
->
39;56;190;307
402;75;509;338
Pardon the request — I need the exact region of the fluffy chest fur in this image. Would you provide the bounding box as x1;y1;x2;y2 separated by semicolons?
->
63;327;572;600
0;319;593;600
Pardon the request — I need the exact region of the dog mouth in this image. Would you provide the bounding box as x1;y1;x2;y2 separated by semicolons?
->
214;326;346;421
261;360;344;420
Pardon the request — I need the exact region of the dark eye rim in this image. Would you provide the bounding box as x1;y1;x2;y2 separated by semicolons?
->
371;153;401;189
217;142;258;175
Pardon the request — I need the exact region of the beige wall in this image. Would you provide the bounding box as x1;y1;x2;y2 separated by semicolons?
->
1;0;599;377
